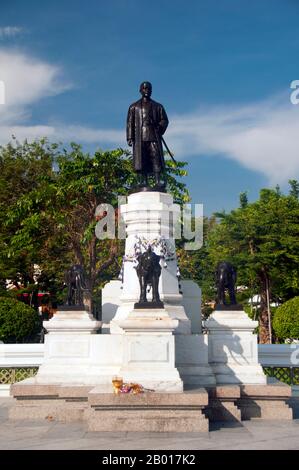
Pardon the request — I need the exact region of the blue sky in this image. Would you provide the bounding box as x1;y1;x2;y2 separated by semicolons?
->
0;0;299;213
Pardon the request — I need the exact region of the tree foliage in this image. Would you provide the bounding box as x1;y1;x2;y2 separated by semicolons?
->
176;215;217;306
0;138;57;296
1;137;298;345
0;297;39;343
204;185;299;342
0;139;189;312
272;297;299;342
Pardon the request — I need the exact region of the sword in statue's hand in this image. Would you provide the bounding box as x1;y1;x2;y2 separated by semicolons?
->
150;118;177;164
160;134;177;164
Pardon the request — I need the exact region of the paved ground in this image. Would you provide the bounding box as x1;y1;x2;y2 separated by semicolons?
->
1;398;299;450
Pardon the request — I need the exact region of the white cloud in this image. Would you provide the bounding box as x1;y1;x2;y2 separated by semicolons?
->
48;97;299;184
0;26;24;38
0;26;25;39
0;49;122;146
0;46;72;150
0;49;297;184
0;49;70;113
0;124;124;147
53;125;124;144
167;96;299;184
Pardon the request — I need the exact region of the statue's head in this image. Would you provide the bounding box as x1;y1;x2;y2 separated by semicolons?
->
139;81;152;98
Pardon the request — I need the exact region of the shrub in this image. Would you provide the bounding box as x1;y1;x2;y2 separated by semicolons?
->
0;297;39;343
272;296;299;341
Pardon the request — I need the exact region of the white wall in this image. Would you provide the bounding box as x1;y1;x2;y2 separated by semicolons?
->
1;343;299;396
0;343;44;396
1;343;299;368
258;344;299;367
0;343;44;367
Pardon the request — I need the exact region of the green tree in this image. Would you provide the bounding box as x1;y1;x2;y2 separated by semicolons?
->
289;179;299;199
239;191;248;209
177;215;217;305
0;297;39;343
1;139;189;313
0;138;57;298
206;185;299;343
272;297;299;342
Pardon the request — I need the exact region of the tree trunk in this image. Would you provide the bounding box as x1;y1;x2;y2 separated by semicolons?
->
258;268;271;344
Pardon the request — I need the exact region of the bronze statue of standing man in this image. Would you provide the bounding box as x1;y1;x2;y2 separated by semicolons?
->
127;82;169;189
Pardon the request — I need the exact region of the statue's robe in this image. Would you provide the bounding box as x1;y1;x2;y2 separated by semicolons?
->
126;98;169;173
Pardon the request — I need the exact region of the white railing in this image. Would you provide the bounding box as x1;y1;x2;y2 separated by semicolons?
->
258;344;299;367
1;343;298;396
1;343;298;367
0;344;44;396
0;343;44;367
258;344;299;397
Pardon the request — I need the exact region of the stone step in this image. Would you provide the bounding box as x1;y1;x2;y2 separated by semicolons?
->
88;409;208;432
87;388;209;432
9;382;294;430
88;387;208;406
9;399;88;422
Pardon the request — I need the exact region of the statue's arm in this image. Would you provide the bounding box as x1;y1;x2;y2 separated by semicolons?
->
126;105;135;146
158;105;169;135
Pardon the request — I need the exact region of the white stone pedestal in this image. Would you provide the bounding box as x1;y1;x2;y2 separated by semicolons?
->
101;281;214;387
110;191;191;335
103;279;202;334
44;307;101;334
175;334;216;386
31;307;109;385
204;308;266;385
117;308;183;392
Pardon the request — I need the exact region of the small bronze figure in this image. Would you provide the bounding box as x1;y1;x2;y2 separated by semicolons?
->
215;261;237;306
65;264;86;306
135;246;163;308
127;81;169;189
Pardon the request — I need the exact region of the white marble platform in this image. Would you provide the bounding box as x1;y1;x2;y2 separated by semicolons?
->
204;308;267;385
111;191;191;335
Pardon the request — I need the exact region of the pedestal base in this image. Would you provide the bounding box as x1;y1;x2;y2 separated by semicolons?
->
204;308;267;385
175;334;216;387
204;383;293;422
111;302;191;335
33;308;119;386
9;382;293;430
102;279;201;334
87;388;209;432
134;301;164;309
9;384;209;432
43;306;101;334
117;309;183;392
